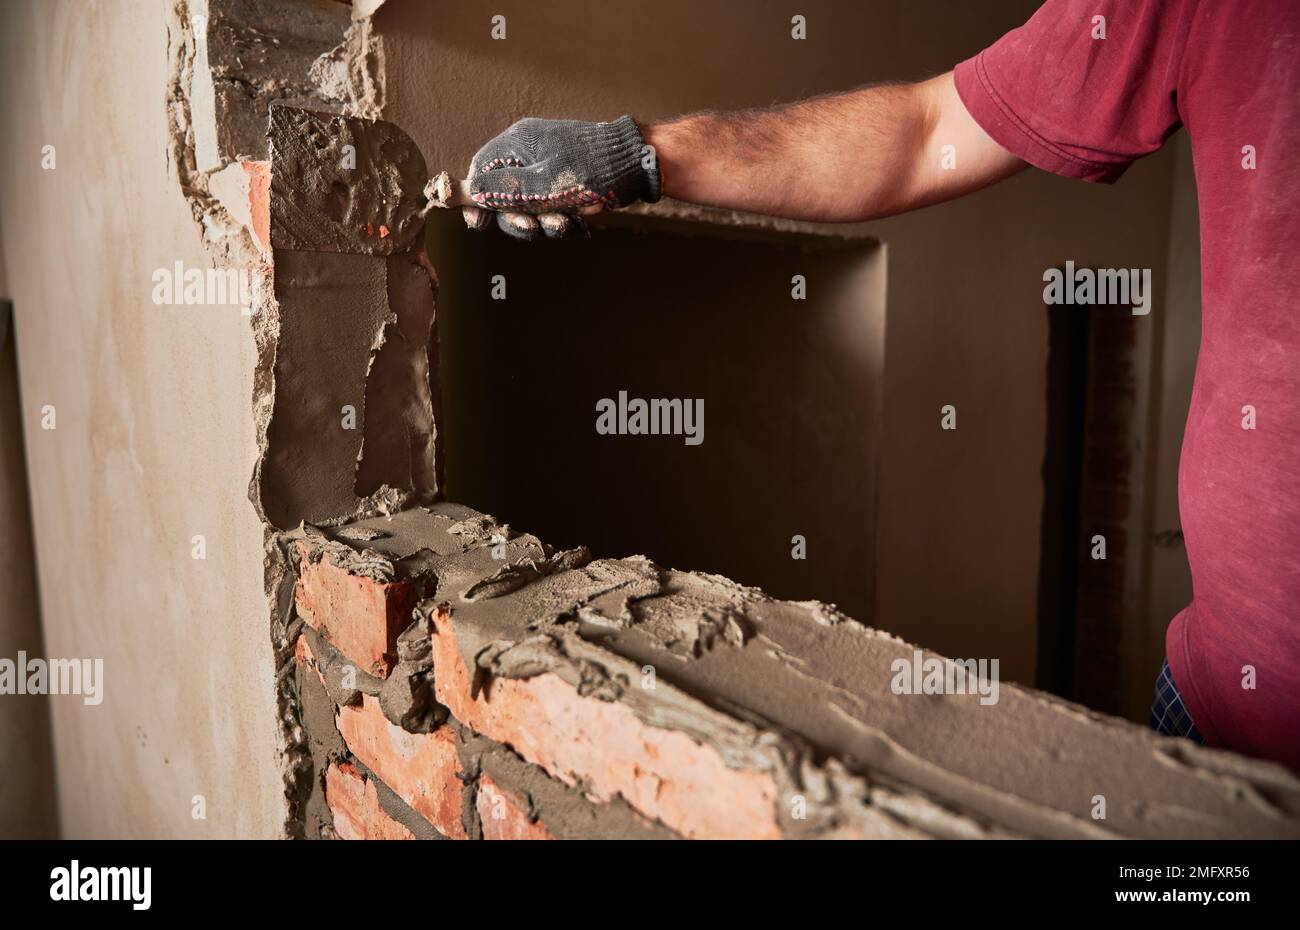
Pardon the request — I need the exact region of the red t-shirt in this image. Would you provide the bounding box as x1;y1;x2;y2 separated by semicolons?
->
956;0;1299;772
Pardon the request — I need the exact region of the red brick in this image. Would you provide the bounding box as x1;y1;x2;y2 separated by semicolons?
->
294;541;419;678
476;774;554;840
294;632;312;668
429;604;782;840
336;693;467;839
244;160;270;256
325;762;415;840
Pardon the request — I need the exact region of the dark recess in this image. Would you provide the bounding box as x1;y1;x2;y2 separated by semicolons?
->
429;214;881;621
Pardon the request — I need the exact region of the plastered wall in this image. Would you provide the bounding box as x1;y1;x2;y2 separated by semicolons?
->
0;0;282;837
377;0;1179;689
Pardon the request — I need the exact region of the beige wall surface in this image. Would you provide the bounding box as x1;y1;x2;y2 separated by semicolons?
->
0;0;282;837
379;0;1178;689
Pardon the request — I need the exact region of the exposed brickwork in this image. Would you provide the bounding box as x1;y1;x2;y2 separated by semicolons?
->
283;505;1300;841
243;160;270;255
476;774;553;841
459;726;678;841
336;694;466;839
294;540;420;678
428;602;783;840
325;762;415;840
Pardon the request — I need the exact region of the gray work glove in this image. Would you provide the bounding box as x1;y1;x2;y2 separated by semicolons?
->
463;115;661;240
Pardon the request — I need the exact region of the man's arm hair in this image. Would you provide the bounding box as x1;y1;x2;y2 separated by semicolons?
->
643;71;1026;223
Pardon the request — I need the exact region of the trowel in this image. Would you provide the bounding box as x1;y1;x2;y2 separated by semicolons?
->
422;172;473;211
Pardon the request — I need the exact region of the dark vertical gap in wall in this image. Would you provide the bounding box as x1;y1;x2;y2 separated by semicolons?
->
1072;302;1141;716
0;301;61;838
1035;299;1090;696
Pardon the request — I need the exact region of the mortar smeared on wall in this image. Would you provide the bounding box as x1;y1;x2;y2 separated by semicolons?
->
256;104;441;530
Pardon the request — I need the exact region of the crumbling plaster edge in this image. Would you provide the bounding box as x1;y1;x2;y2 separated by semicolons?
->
166;0;392;838
309;0;388;122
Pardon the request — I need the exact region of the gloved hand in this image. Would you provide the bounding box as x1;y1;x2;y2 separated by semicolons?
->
462;115;661;240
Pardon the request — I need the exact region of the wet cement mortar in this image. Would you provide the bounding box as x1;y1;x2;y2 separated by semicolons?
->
284;504;1300;840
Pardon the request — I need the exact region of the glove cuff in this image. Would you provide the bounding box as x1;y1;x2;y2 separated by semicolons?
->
589;115;661;205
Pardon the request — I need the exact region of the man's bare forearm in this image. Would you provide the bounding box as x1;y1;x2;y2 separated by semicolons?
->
460;72;1024;237
643;72;1024;223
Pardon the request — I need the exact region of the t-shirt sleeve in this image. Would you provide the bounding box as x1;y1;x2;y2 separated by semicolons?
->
954;0;1193;183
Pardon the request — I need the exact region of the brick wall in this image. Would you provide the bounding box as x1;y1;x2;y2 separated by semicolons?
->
279;505;1300;841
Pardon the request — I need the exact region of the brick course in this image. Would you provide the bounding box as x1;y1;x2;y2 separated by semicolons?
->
476;774;553;841
294;540;420;678
336;694;466;839
325;762;415;840
428;602;784;839
283;504;1300;841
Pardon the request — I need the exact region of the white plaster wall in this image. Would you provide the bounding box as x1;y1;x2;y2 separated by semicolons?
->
0;0;282;837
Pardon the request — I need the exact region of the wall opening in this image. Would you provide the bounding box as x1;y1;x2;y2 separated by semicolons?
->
1036;277;1148;713
429;212;885;622
1036;300;1090;697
